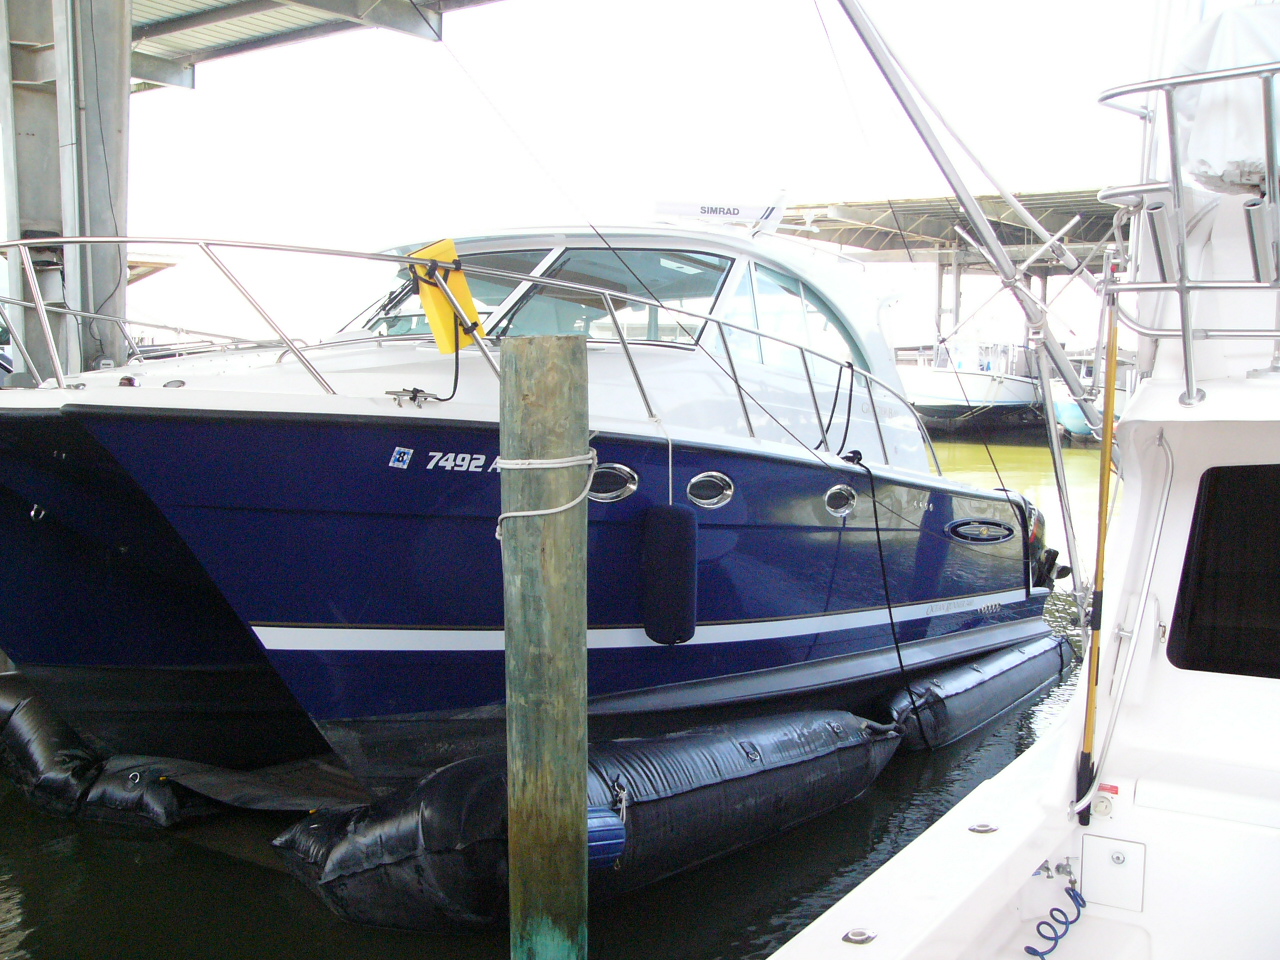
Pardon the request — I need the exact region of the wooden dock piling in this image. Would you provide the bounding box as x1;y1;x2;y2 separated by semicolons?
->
499;334;590;960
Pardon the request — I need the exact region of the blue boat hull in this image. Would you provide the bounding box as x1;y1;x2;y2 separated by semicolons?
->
66;406;1051;792
0;412;327;767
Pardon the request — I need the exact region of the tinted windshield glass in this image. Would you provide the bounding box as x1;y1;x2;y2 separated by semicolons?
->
501;248;732;341
365;249;550;337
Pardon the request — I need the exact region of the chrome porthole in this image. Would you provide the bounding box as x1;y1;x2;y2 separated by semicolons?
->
945;518;1017;544
588;463;639;503
824;484;858;518
687;471;734;509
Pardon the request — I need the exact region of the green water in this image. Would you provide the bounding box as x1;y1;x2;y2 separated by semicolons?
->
0;436;1097;960
935;437;1103;589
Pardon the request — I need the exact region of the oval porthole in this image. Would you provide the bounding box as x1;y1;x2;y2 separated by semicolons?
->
824;484;858;518
945;518;1017;544
588;463;639;503
687;471;734;509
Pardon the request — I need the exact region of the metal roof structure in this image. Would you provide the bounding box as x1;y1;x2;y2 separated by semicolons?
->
783;189;1125;276
130;0;497;88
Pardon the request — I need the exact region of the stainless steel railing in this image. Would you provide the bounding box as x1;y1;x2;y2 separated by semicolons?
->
1099;59;1280;404
0;235;936;471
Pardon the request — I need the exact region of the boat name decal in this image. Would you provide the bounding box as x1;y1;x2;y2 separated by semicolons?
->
388;448;501;472
921;596;991;617
945;518;1016;544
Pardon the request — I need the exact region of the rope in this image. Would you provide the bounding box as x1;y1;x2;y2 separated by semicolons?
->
493;450;598;540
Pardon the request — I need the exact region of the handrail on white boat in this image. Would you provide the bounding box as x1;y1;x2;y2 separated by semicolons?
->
1098;61;1280;404
0;235;941;473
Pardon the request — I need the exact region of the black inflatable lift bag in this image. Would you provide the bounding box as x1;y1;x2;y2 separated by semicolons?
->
586;710;899;898
891;634;1074;750
0;672;347;826
273;711;900;930
0;673;230;825
273;753;510;929
0;672;102;816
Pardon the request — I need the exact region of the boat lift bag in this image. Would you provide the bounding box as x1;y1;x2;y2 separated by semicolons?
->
890;634;1074;750
271;710;900;930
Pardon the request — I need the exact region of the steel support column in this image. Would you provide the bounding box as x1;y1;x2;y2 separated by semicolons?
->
57;0;129;370
1;0;128;380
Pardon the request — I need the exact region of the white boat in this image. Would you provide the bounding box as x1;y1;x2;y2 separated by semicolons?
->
773;6;1280;959
896;349;1040;425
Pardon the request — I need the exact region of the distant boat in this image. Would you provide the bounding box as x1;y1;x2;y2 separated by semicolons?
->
895;342;1040;425
1052;349;1137;438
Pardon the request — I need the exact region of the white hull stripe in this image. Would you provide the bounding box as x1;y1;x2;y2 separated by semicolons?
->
253;589;1033;652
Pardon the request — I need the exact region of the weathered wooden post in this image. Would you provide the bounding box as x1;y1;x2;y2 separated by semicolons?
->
499;334;590;960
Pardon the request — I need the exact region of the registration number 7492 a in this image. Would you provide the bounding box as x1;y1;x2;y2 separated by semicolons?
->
424;452;496;472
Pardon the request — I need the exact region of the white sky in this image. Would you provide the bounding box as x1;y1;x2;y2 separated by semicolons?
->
120;0;1227;347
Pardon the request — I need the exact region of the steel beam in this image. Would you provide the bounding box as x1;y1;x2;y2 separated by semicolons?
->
1;0;64;379
130;51;195;87
274;0;441;41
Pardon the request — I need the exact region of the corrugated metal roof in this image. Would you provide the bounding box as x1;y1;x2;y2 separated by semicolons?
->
129;0;499;88
784;189;1125;275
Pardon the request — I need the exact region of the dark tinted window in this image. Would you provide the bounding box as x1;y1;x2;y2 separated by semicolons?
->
1168;464;1280;678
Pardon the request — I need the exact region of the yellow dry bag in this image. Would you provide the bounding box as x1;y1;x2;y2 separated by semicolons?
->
408;239;485;354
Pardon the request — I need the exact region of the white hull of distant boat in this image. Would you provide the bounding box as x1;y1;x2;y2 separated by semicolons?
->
896;364;1040;422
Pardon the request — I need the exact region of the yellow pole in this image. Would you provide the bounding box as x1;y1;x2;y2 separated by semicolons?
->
1076;295;1121;824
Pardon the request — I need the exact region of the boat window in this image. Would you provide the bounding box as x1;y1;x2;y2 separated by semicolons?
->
709;269;763;362
499;248;732;341
801;283;870;373
754;264;809;372
1168;464;1280;679
365;249;550;337
751;265;866;384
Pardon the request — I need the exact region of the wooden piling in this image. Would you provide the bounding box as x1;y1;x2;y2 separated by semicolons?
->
500;334;589;960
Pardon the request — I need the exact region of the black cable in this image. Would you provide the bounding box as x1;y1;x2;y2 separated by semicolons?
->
850;451;933;750
432;312;463;403
83;0;123;353
838;365;856;454
815;363;845;449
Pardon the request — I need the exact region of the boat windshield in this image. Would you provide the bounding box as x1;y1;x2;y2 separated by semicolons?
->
363;249;551;337
497;248;732;342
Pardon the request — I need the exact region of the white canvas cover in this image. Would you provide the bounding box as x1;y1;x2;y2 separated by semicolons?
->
1175;5;1280;194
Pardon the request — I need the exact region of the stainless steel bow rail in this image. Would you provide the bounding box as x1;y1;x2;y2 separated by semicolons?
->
1098;60;1280;405
0;235;939;472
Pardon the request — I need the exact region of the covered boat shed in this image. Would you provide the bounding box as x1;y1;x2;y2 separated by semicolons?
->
782;190;1125;344
0;0;498;376
783;191;1121;272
